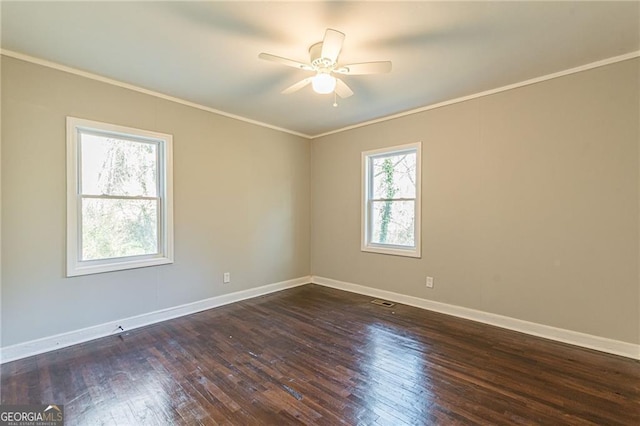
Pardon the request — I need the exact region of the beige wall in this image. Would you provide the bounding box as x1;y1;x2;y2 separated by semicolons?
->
1;56;310;346
2;53;638;350
311;59;639;344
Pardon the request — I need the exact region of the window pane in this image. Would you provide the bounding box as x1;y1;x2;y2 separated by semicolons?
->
81;198;159;260
371;152;416;199
81;132;157;197
371;200;415;246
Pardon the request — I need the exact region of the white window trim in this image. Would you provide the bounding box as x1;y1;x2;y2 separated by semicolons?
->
361;142;422;258
66;117;174;277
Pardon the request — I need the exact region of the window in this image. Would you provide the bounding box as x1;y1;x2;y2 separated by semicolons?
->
66;117;173;276
362;142;421;258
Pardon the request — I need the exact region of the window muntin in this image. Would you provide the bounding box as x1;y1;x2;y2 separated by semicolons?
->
362;143;421;257
67;117;173;276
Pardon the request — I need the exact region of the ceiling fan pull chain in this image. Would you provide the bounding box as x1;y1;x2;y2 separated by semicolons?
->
333;91;338;107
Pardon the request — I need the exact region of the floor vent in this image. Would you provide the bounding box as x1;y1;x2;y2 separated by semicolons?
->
371;299;395;307
282;384;303;400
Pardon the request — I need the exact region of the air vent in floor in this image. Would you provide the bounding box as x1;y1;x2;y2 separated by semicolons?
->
371;299;395;307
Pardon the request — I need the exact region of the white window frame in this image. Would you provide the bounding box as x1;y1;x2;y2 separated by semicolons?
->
361;142;422;258
66;117;174;277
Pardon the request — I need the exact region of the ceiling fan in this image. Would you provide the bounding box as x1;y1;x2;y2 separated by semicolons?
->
258;28;392;102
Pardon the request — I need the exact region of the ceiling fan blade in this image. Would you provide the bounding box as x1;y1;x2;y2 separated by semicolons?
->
335;78;353;98
282;77;313;94
334;61;392;75
321;29;345;62
258;53;313;71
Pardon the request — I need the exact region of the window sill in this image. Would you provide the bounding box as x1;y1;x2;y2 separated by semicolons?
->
67;256;173;277
361;245;421;258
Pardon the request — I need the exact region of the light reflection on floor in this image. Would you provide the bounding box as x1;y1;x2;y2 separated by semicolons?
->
360;322;435;424
65;357;180;425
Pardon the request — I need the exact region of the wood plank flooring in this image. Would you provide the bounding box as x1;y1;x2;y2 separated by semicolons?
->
1;284;638;425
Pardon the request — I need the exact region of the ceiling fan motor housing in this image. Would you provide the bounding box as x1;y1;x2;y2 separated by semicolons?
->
309;42;335;70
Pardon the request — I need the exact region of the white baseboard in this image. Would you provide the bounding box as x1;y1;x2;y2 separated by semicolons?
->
4;275;637;363
311;275;640;360
0;276;311;364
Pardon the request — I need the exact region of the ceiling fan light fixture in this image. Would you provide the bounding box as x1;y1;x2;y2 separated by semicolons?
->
312;72;336;94
259;28;390;99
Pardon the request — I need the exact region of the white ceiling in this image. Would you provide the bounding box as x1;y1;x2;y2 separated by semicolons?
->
2;1;638;138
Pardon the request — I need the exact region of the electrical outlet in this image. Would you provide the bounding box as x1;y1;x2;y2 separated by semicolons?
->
223;272;231;283
426;276;434;288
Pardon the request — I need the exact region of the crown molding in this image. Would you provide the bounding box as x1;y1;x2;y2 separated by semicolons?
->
312;50;640;139
2;48;638;140
0;49;313;139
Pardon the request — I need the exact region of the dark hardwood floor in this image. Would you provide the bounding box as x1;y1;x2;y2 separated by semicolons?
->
1;284;638;425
